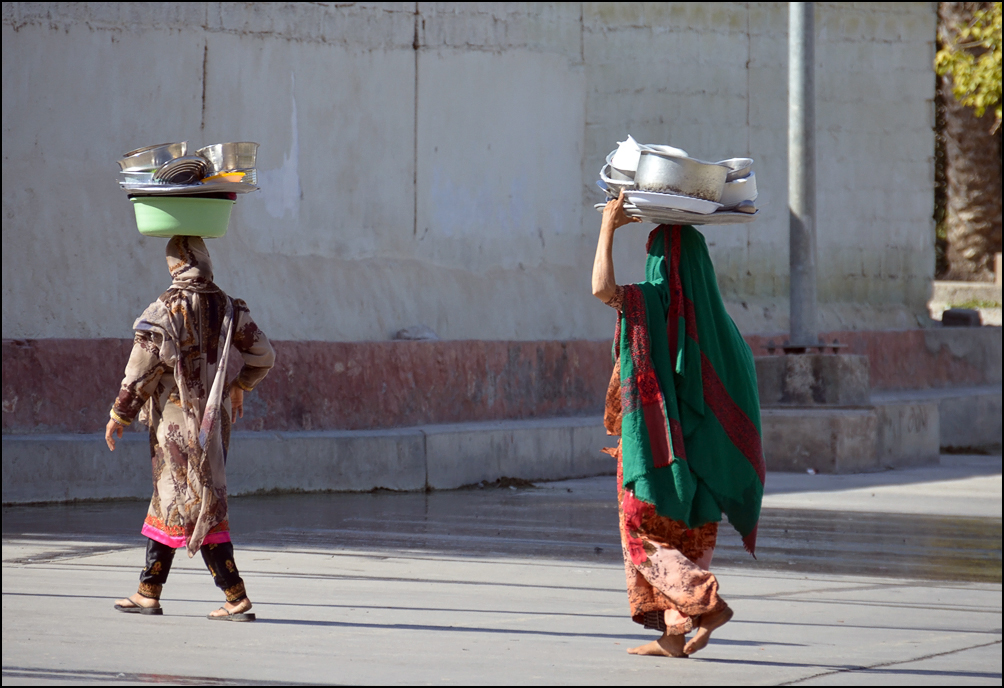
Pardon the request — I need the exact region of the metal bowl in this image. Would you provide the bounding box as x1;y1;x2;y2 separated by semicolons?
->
599;164;636;193
118;142;188;171
634;151;729;203
604;151;635;181
196;142;259;174
153;155;209;185
119;170;159;184
717;157;754;182
719;172;758;209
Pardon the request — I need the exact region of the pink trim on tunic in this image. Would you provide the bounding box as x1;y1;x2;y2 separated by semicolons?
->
142;523;231;549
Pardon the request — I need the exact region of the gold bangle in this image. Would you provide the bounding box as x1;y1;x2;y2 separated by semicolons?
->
236;379;254;392
109;409;132;426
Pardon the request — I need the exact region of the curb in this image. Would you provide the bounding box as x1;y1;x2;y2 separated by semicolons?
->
2;417;617;504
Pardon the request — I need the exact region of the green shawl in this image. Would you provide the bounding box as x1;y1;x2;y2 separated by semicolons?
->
615;225;765;554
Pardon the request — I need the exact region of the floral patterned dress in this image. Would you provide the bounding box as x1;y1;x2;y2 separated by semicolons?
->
111;237;274;556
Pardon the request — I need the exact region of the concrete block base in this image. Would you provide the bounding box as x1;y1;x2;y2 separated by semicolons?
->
760;400;942;474
875;401;941;467
755;354;870;406
761;407;878;473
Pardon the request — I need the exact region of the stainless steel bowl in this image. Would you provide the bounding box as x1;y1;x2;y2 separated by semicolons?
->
718;172;758;209
604;151;634;182
717;157;754;182
196;142;259;174
153;155;209;185
599;164;636;193
119;170;159;184
634;151;729;202
118;142;188;171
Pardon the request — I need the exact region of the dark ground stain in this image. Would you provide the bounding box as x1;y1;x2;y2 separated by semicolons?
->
3;487;1000;583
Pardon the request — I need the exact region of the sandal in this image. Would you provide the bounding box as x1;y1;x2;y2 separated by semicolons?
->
208;598;255;622
114;598;163;616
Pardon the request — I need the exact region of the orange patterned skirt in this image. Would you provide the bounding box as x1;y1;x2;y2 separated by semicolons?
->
611;440;727;634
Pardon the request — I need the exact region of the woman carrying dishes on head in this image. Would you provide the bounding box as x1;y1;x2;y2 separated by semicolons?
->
592;191;764;657
106;235;275;621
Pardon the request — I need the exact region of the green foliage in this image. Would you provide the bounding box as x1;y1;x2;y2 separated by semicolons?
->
936;3;1003;130
952;298;1002;309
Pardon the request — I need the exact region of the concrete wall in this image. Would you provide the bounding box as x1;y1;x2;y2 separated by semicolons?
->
2;2;937;343
583;2;938;333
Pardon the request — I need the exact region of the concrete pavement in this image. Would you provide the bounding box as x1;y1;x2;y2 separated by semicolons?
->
2;455;1001;685
761;454;1003;518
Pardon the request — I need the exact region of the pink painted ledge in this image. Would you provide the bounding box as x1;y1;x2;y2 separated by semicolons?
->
2;328;998;435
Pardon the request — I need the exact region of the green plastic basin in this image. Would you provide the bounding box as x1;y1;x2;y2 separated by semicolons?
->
131;196;235;238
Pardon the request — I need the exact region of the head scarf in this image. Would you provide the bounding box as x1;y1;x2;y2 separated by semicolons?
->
134;236;235;555
614;225;765;555
166;235;217;292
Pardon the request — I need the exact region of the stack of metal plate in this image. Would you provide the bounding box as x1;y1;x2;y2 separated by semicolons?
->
592;201;758;225
117;141;260;196
596;139;758;226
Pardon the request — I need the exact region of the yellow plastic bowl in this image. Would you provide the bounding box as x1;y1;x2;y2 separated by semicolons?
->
131;196;234;238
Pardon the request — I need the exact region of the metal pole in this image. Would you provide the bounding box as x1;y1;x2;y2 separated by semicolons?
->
788;1;817;348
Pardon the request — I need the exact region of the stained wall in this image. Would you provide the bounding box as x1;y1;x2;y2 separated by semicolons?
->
2;2;937;342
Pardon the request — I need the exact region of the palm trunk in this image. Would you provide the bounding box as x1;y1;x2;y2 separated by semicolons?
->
938;2;1003;282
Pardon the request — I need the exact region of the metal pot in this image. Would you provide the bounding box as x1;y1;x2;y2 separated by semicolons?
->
634;151;729;203
118;142;188;171
640;143;689;158
196;142;259;174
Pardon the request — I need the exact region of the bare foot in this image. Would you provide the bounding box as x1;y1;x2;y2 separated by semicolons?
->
208;597;253;618
627;633;687;658
114;593;159;610
683;605;733;656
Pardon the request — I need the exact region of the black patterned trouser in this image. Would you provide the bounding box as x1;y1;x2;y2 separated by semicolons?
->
138;537;246;603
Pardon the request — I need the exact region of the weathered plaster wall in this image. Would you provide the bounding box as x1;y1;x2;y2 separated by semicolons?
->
581;2;938;333
2;2;936;342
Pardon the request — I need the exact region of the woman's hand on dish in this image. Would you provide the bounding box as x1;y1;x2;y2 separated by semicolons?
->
602;190;640;232
105;418;124;451
230;384;244;423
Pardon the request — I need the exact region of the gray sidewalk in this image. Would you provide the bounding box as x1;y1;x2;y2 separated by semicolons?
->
2;456;1001;685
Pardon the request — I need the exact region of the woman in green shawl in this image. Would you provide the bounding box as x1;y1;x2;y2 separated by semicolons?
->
592;192;765;658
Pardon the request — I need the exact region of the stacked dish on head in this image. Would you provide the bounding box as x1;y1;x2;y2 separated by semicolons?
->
117;141;260;238
596;135;758;225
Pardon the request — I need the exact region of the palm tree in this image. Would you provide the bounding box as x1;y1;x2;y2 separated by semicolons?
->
936;2;1002;281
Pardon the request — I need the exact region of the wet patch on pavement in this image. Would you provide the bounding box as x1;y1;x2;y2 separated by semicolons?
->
4;486;1000;583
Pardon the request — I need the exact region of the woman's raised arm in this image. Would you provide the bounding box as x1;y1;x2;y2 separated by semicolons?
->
591;190;639;305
